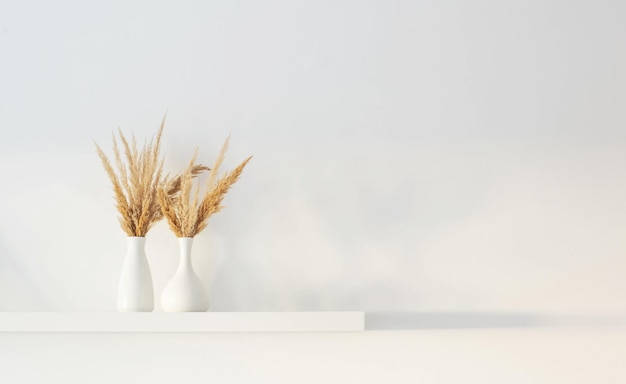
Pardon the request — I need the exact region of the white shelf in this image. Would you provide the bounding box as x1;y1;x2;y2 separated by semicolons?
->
0;312;364;333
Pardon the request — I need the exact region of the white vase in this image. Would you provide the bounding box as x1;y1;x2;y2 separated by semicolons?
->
161;237;210;312
117;237;154;312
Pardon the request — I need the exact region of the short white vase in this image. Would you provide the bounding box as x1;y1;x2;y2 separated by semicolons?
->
161;237;210;312
117;236;154;312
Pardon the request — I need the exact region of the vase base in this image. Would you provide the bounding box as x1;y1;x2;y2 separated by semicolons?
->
117;307;155;312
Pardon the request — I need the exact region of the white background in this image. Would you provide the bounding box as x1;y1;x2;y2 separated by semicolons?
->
1;0;626;382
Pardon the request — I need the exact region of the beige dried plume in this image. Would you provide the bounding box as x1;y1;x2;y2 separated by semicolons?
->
95;117;167;237
157;136;252;238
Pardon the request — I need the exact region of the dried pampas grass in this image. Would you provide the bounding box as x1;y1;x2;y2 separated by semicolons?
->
158;136;252;238
95;118;166;237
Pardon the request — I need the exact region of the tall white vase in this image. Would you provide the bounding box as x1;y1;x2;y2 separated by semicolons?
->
117;237;154;312
161;237;210;312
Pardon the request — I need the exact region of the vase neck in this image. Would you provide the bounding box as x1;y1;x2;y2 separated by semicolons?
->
126;237;146;255
178;237;194;270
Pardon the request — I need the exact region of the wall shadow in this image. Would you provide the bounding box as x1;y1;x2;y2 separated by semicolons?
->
0;235;52;310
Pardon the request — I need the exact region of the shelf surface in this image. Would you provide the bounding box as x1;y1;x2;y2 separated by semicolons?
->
0;312;364;333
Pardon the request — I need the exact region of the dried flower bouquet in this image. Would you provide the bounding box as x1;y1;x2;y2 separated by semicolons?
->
95;119;166;237
157;136;252;238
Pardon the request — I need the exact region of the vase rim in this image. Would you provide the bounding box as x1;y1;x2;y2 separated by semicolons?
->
127;236;146;239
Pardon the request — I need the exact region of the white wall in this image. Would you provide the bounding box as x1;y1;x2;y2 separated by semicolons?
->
1;0;626;382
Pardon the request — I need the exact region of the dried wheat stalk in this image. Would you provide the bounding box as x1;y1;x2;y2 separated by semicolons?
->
95;118;166;237
158;136;252;238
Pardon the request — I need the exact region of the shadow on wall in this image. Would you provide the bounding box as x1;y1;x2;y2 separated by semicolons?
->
365;311;626;330
0;235;52;310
